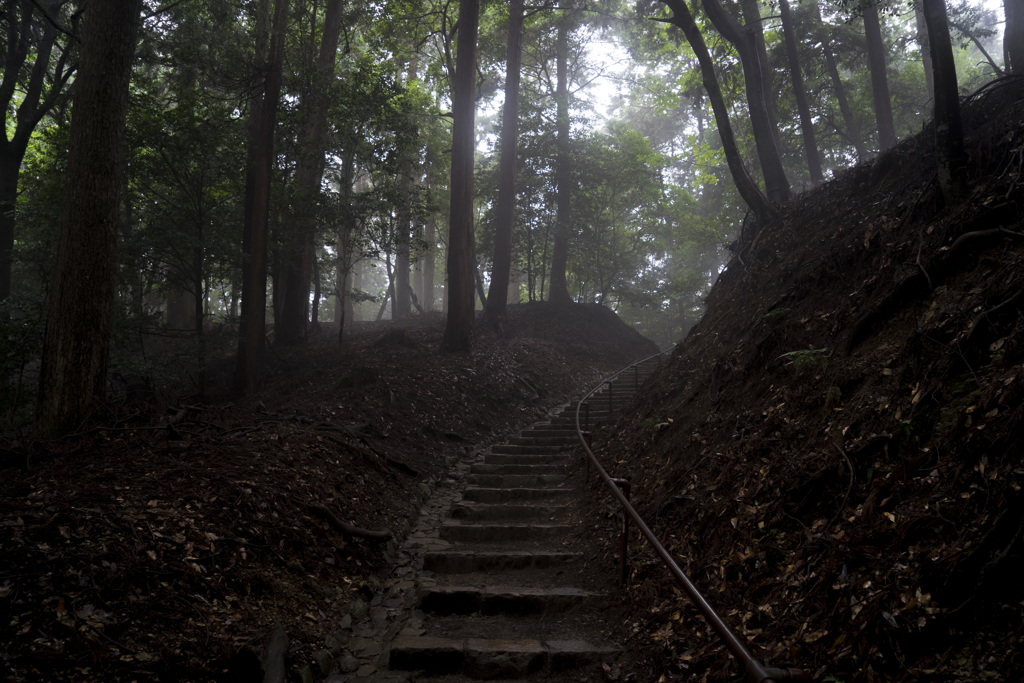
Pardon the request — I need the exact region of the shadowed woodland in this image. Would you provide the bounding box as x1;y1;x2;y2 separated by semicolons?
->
2;0;1024;681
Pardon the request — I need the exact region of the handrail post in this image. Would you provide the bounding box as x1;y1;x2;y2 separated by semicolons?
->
607;380;613;416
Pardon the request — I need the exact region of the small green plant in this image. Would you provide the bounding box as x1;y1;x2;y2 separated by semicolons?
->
761;307;789;322
778;347;830;374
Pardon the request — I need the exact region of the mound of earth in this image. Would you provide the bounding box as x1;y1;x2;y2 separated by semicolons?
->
0;302;657;682
596;76;1024;682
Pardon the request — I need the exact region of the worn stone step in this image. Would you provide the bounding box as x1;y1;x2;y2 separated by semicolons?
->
439;521;569;543
461;487;573;504
507;435;576;447
490;444;565;455
422;550;582;573
449;502;569;522
469;463;564;476
519;429;578;438
465;473;567;488
482;453;570;466
388;634;617;679
417;584;604;616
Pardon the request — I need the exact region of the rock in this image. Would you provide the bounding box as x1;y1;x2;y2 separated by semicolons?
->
348;598;368;620
312;649;333;676
294;664;314;683
337;653;359;673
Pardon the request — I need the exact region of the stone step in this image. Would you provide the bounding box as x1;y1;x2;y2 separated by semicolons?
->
449;502;569;522
465;473;567;488
388;634;617;679
469;463;564;476
422;550;582;573
507;435;576;447
519;429;579;438
461;487;573;504
490;444;565;455
439;521;570;543
417;584;604;616
481;453;570;466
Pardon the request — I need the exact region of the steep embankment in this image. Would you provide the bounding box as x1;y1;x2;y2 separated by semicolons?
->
0;302;656;682
602;76;1024;681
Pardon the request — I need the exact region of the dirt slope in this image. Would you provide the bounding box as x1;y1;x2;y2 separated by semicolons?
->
0;302;657;682
598;76;1024;682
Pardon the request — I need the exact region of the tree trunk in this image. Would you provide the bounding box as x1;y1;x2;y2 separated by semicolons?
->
923;0;966;200
662;0;777;226
441;0;479;352
740;0;782;156
863;0;897;151
701;0;791;202
35;0;143;437
915;1;935;103
1007;0;1024;74
335;148;355;346
394;55;419;321
277;0;342;345
0;163;18;303
779;0;823;185
823;43;868;159
547;15;572;305
235;0;289;393
483;0;525;327
423;218;436;311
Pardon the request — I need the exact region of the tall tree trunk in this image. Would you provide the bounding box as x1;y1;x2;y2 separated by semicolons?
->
441;0;479;352
423;218;436;311
335;148;355;350
483;0;525;327
394;56;419;320
740;0;782;156
662;0;777;226
35;0;142;436
235;0;290;393
278;0;342;345
862;0;897;151
915;1;935;103
1007;0;1024;74
923;0;966;200
779;0;823;185
547;15;572;305
701;0;791;202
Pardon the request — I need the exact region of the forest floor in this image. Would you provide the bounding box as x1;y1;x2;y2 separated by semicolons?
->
595;75;1024;682
0;302;657;682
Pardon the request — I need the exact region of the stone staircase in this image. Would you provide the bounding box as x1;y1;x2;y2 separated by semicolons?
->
380;356;663;681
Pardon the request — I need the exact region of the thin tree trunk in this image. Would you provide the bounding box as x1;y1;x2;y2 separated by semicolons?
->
394;55;419;320
701;0;791;202
278;0;342;345
923;0;966;200
483;0;525;327
441;0;480;352
779;0;823;185
235;0;289;392
423;218;436;311
35;0;142;436
863;0;897;151
661;0;777;226
547;15;572;305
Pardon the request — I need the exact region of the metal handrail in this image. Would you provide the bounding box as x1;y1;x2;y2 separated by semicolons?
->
574;349;808;683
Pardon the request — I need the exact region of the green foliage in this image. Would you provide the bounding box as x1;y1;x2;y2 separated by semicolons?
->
778;347;830;374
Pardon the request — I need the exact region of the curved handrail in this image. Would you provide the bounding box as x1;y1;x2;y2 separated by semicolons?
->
574;350;807;683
